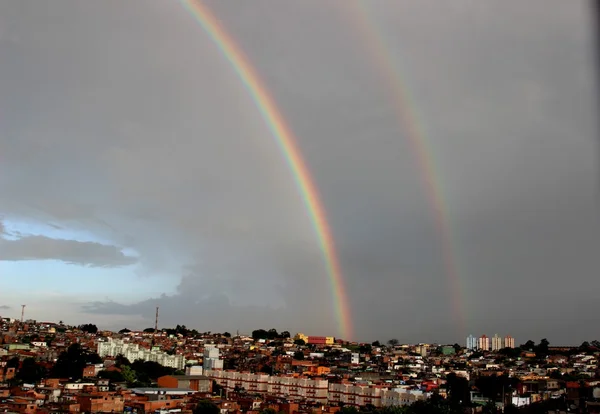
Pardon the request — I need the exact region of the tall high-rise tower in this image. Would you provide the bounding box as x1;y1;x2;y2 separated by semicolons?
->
20;305;26;323
491;334;503;351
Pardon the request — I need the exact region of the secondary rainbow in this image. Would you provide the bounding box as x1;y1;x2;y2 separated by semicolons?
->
346;1;467;336
179;0;353;340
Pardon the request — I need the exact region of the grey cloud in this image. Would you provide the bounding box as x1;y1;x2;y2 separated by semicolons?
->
1;0;599;343
0;235;137;268
0;305;10;310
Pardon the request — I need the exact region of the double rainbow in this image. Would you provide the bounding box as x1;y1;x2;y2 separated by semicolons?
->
180;0;353;340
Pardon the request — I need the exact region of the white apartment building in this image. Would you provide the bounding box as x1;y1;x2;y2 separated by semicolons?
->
97;338;186;370
206;370;327;404
466;335;477;350
380;389;427;407
491;334;503;351
203;346;224;370
329;383;383;407
205;370;429;407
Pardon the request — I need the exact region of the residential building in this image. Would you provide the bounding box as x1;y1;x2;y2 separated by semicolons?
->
478;335;490;351
491;334;503;351
466;335;477;350
203;346;224;370
157;375;212;392
97;338;186;370
504;335;515;348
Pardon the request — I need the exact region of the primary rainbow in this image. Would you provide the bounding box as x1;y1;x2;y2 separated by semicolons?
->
346;1;467;336
179;0;353;340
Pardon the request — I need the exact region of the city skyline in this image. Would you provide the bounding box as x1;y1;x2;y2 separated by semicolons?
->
1;0;599;344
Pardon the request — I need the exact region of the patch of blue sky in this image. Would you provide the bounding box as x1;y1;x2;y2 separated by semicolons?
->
1;218;116;246
0;260;176;301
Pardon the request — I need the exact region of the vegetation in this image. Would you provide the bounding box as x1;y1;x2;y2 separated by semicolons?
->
193;400;220;414
51;344;102;380
252;329;290;340
78;323;98;334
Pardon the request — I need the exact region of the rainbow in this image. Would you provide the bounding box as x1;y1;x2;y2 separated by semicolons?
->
179;0;353;340
346;1;467;336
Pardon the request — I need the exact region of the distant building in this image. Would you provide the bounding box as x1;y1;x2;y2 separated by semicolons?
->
295;333;334;345
491;334;503;351
97;338;186;370
504;335;515;349
157;375;212;392
478;335;490;351
466;335;477;350
202;346;223;371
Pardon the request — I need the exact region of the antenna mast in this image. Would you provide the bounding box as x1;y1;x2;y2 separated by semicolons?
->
155;306;159;333
20;305;26;323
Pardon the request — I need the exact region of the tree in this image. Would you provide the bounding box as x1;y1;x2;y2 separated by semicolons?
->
279;331;291;339
252;329;268;340
294;339;306;346
222;332;231;338
143;328;156;333
537;338;550;355
51;344;103;379
118;328;131;334
193;400;220;414
293;351;305;360
98;370;125;382
78;324;98;334
267;329;279;339
359;344;372;354
388;339;399;347
372;340;381;347
446;373;470;404
16;358;46;384
120;365;137;384
522;340;535;351
115;354;131;367
261;409;277;414
7;357;20;369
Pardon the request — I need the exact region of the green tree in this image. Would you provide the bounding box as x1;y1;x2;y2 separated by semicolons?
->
294;339;306;346
193;400;220;414
293;351;305;360
16;358;46;384
536;338;550;355
7;357;20;369
446;373;470;404
388;339;399;347
222;332;231;338
51;344;102;379
78;324;98;334
121;365;137;384
118;328;131;334
261;409;277;414
252;329;268;340
98;370;125;382
521;340;535;351
372;340;381;347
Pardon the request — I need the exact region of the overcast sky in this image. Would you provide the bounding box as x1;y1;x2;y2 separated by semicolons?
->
0;0;598;345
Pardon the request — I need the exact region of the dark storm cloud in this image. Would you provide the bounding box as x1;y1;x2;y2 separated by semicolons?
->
1;0;598;343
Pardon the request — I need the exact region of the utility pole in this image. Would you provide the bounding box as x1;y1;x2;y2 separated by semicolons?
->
20;305;26;323
155;306;159;333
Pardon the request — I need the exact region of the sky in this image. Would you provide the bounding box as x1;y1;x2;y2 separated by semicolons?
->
0;0;598;345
